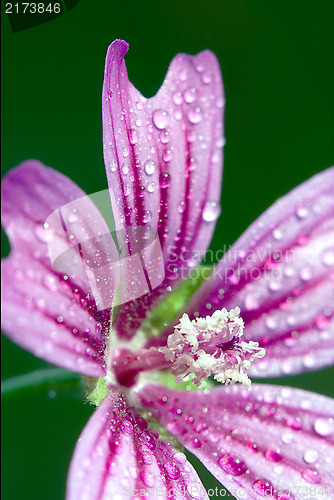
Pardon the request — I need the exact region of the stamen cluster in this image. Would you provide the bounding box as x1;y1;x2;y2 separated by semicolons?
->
161;308;265;388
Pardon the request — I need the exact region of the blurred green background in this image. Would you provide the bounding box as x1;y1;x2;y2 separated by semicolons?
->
1;0;334;498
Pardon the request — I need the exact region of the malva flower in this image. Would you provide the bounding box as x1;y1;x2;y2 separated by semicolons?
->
2;39;334;500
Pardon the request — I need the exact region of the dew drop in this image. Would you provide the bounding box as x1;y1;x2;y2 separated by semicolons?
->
159;130;169;144
296;205;309;219
139;430;157;450
191;437;202;448
183;87;197;103
247;442;259;453
302;468;321;484
286;417;302;430
147;182;156;193
172;91;183;105
273;228;283;240
35;225;53;243
160;172;170;189
264;448;283;462
144;159;156;176
119;419;133;434
315;314;330;330
202;71;212;84
269;279;282;292
174;452;187;464
142;210;152;223
129;129;138;145
178;69;187;81
303;449;318;464
202;201;221;222
300;266;312;281
314;417;334;437
265;317;278;330
164;461;181;480
152;109;169;130
140;470;156;488
186;130;196;143
321;248;334;267
218;454;247;476
188;107;203;124
245;293;260;310
178;202;185;214
110;160;118;172
252;479;273;495
122;164;129;175
163;150;172;162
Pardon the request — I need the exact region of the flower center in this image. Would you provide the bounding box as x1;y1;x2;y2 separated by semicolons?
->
110;307;265;390
161;307;265;388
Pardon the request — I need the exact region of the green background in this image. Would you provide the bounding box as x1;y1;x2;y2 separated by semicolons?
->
1;0;334;499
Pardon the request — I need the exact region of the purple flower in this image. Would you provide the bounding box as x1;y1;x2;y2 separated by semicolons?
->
2;39;334;500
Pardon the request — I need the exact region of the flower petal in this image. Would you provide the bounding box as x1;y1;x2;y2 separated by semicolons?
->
67;388;209;500
139;383;334;500
102;40;224;339
1;160;118;376
149;167;334;376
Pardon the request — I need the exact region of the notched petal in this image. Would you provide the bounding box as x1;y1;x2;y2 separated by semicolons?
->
1;161;118;375
151;167;334;376
102;40;225;340
139;383;334;500
67;388;209;500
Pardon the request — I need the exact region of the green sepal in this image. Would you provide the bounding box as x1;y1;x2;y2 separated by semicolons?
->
140;265;213;338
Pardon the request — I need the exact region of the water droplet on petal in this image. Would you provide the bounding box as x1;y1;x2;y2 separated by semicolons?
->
247;442;259;453
286;417;302;430
300;266;312;281
144;159;156;176
264;448;283;462
202;71;212;84
191;437;202;448
321;248;334;266
159;130;169;144
188;107;203;124
142;210;152;223
302;468;321;484
140;470;156;488
35;225;53;243
163;150;172;162
273;228;283;240
245;293;260;310
152;109;169;129
303;449;318;464
202;201;221;222
296;205;309;219
183;87;197;103
252;479;273;495
178;69;187;81
315;314;330;330
174;452;187;464
218;454;247;476
172;91;183;105
164;461;181;480
160;172;170;188
129;129;138;145
269;279;282;291
314;417;334;436
147;182;156;193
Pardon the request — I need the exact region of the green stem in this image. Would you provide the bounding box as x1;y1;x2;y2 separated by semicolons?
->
1;368;81;395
